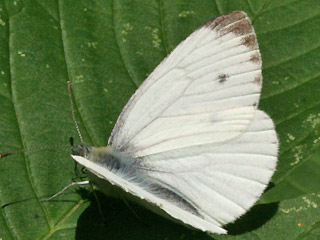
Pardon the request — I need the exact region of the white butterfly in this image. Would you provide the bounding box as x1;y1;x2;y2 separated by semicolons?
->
72;11;278;234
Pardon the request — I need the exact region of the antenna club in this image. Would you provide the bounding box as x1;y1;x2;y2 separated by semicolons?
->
0;145;71;158
0;153;12;158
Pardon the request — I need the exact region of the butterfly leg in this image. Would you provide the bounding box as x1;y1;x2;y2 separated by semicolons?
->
89;181;106;224
41;180;90;202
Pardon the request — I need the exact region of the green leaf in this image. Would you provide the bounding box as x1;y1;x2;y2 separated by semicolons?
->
260;149;320;203
216;192;320;240
0;0;319;239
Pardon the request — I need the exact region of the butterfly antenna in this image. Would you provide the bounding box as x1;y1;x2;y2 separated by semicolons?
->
0;145;71;159
67;81;83;143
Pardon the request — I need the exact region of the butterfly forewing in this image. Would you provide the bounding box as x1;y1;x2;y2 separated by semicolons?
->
108;11;263;158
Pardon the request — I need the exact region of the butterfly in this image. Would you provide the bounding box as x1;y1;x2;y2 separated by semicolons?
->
72;11;278;234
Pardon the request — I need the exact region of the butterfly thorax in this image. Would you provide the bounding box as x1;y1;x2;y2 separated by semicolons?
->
72;143;137;173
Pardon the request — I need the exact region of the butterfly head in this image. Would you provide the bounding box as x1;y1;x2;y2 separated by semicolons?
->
72;143;92;158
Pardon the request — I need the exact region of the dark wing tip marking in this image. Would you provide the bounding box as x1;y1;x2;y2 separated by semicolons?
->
204;11;247;31
249;52;261;64
241;34;258;49
254;76;262;86
223;19;253;36
204;11;258;47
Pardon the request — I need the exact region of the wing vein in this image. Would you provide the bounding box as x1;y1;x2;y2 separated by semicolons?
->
211;170;268;185
181;41;258;70
134;128;249;153
180;92;260;103
183;75;261;97
116;16;253;120
121;68;260;149
194;175;247;211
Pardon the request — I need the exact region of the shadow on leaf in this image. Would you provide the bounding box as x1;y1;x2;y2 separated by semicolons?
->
75;191;214;240
225;201;279;235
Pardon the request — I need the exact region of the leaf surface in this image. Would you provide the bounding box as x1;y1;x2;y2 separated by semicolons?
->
0;0;319;239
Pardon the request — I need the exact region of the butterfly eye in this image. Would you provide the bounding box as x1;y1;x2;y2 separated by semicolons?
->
72;144;91;157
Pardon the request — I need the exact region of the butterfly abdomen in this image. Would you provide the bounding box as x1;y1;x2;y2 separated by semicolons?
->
83;146;202;218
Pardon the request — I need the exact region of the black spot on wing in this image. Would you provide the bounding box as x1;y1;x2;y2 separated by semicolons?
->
218;73;228;84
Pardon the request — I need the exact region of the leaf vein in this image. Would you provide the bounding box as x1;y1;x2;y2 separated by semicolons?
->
255;0;308;24
212;0;222;15
112;0;139;88
275;100;320;126
159;0;169;55
264;43;320;71
246;0;255;15
261;71;320;100
251;0;273;24
0;208;16;240
57;0;96;145
257;12;320;35
34;0;59;23
4;3;52;235
42;199;86;240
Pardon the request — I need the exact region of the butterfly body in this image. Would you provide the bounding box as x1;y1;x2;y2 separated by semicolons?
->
74;144;202;217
